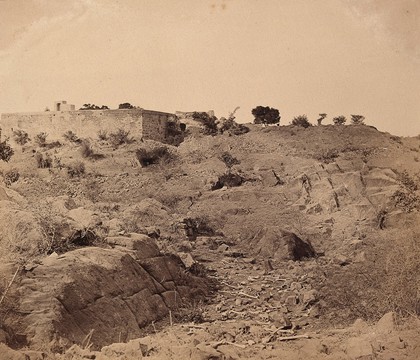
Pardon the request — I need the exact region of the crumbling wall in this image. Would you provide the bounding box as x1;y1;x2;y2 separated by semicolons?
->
0;109;173;142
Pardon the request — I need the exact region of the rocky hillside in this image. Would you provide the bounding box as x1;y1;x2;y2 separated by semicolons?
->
1;123;420;359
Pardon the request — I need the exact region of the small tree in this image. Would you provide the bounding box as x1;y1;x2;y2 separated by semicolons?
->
317;113;327;126
252;106;280;125
291;115;312;128
351;114;365;125
333;115;347;125
118;103;136;109
13;130;30;145
0;139;14;162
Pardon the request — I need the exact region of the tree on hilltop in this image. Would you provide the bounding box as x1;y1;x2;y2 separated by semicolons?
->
317;113;327;125
118;103;136;109
333;115;347;125
79;104;109;110
291;115;312;128
351;114;365;125
252;106;280;125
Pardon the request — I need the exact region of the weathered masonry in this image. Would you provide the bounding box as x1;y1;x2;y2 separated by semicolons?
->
1;104;175;143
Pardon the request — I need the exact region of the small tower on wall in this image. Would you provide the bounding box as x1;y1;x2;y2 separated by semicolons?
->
54;100;75;111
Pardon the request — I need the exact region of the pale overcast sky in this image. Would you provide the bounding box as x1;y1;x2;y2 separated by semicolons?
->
0;0;419;135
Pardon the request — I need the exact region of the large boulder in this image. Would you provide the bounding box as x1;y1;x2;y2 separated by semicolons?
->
251;227;316;261
15;244;209;350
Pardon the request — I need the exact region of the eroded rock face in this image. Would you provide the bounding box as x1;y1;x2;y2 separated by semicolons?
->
251;227;316;261
16;241;209;350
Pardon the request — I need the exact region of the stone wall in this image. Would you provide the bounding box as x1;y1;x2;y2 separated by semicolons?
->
0;109;173;143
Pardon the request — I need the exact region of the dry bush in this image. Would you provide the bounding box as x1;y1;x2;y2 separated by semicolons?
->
35;153;52;168
218;151;240;169
34;132;48;147
318;227;420;324
135;146;176;167
66;161;86;178
62;130;80;143
108;129;133;148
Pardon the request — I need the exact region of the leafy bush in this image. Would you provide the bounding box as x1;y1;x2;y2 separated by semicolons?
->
135;146;175;167
12;129;30;145
35;153;52;168
192;112;218;136
291;115;312;128
66;161;86;177
63;130;80;143
3;169;19;186
0;139;14;162
252;106;280;125
108;129;133;148
332;116;346;125
34;132;48;147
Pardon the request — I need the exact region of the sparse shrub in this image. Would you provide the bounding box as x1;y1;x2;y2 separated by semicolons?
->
351;114;365;125
219;152;240;169
252;106;280;125
135;146;175;167
291;115;312;128
315;149;339;163
219;110;250;136
66;161;86;177
97;130;108;141
391;190;420;212
192;112;219;136
108;128;133;148
34;132;48;147
63;130;79;143
12;130;30;145
35;153;52;168
3;169;19;186
332;116;346;125
390;135;402;144
0;139;14;162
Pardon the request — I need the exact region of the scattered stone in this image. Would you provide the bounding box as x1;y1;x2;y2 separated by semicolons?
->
177;252;196;268
218;244;230;252
376;312;396;334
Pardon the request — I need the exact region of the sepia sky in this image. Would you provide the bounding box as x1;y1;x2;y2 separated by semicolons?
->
0;0;419;136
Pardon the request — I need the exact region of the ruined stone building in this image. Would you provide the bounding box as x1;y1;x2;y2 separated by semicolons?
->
0;101;176;143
